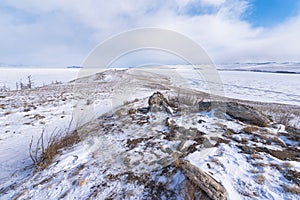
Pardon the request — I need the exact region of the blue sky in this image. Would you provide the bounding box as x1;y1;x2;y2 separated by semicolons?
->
246;0;300;27
0;0;300;67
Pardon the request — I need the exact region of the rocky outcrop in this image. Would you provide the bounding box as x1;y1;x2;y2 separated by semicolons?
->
199;101;271;127
179;159;227;200
148;92;173;114
226;102;270;127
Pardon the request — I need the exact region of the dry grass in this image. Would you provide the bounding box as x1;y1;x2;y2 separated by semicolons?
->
168;92;203;113
30;129;80;170
241;137;249;144
79;178;86;187
269;162;281;170
4;111;12;115
255;174;266;184
178;95;199;107
250;169;260;174
123;98;139;105
259;134;268;140
186;181;195;200
12;188;28;200
211;158;222;166
277;113;294;127
251;153;263;160
29;119;81;170
253;162;268;167
272;136;286;147
282;184;300;195
240;191;252;197
173;152;181;168
282;162;293;169
243;126;259;134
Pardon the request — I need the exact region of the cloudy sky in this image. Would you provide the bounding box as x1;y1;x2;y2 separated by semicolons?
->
0;0;300;67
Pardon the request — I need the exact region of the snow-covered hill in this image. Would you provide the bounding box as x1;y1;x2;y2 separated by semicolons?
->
218;62;300;74
0;68;299;199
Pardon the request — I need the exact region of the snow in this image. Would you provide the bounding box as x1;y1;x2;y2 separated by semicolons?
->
186;143;298;200
0;67;79;89
172;66;300;106
0;67;299;199
218;62;300;73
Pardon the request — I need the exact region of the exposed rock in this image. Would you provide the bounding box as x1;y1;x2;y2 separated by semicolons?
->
179;159;227;200
199;101;212;112
199;101;271;127
148;92;173;114
226;102;270;127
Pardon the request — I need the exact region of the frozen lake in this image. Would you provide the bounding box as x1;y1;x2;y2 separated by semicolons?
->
219;71;300;106
0;68;80;89
173;68;300;106
0;67;299;106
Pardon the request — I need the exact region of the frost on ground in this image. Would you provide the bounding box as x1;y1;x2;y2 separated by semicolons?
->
0;68;299;199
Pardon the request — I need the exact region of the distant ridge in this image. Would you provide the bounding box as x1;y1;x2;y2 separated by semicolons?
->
218;62;300;74
67;66;82;68
218;68;300;74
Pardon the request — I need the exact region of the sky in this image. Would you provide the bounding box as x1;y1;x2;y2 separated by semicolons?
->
0;0;300;67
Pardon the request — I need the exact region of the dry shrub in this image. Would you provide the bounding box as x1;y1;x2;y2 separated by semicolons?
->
253;162;268;167
123;98;139;106
282;184;300;195
277;113;294;127
128;108;136;115
259;134;267;140
79;178;86;187
29;119;80;170
269;163;281;171
282;162;293;169
211;158;222;166
255;174;266;184
173;152;180;168
168;93;203;113
243;126;259;134
178;95;198;107
167;95;179;109
251;153;263;160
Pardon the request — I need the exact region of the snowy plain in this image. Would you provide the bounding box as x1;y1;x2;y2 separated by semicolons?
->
0;67;80;89
1;64;299;106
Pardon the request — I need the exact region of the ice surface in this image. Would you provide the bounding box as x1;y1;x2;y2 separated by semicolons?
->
0;68;79;89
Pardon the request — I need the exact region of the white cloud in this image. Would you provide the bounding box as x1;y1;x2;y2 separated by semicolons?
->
200;0;226;7
0;0;299;66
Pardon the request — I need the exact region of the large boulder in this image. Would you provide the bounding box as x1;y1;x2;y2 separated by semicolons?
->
148;92;173;114
199;101;271;127
179;159;227;200
226;102;270;127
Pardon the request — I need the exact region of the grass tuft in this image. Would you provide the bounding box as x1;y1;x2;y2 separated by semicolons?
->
255;174;266;184
282;184;300;195
29;118;81;170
